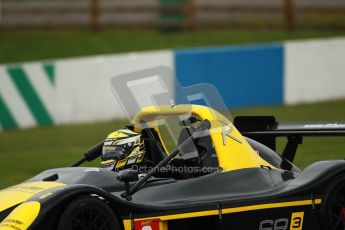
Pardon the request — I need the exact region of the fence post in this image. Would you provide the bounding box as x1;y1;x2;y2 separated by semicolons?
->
186;0;196;30
284;0;295;30
90;0;100;30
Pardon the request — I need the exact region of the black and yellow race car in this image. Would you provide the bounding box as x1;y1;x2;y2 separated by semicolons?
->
0;104;345;230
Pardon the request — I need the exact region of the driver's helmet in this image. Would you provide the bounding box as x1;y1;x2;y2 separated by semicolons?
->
101;128;146;171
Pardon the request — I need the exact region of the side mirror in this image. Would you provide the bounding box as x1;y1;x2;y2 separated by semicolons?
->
116;169;138;201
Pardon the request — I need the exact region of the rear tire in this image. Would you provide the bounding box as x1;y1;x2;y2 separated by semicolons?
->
57;195;121;230
321;174;345;230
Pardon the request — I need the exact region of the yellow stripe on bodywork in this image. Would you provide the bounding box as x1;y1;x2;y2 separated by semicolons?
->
0;181;65;213
0;201;40;230
222;199;322;215
123;199;322;228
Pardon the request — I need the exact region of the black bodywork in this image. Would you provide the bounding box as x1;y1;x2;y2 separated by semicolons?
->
25;159;345;230
2;116;345;230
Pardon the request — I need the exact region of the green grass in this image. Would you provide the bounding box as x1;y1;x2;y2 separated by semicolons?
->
0;100;344;189
0;120;127;189
1;29;345;63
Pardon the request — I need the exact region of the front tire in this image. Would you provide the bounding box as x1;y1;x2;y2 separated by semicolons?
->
57;195;121;230
321;174;345;230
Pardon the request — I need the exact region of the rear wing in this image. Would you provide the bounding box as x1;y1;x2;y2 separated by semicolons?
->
234;116;345;164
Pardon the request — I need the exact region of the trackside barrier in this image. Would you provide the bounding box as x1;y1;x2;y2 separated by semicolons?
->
0;37;344;131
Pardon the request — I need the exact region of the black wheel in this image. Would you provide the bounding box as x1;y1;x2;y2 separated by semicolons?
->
321;174;345;230
57;195;121;230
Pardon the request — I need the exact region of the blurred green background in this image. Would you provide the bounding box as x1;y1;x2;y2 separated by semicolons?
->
0;100;344;189
1;29;345;63
0;0;345;189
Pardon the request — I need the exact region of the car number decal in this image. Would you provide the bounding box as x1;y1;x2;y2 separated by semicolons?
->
258;212;304;230
290;212;304;230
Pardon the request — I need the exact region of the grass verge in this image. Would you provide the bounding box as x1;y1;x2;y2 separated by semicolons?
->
0;100;344;188
1;29;345;63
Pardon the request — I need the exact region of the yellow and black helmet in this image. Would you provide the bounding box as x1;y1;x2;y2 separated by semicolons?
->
101;128;146;171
